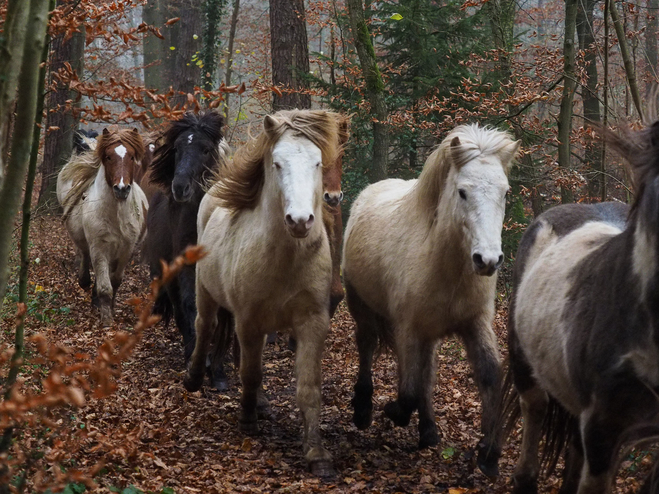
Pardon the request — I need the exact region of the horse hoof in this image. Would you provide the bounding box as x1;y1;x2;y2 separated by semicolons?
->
418;429;440;449
512;473;538;494
309;459;335;478
211;377;228;392
476;444;500;478
239;419;259;435
384;401;411;427
287;336;297;352
352;408;372;430
183;372;203;392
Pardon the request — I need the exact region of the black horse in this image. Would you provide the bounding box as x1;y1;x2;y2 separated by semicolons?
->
144;112;227;384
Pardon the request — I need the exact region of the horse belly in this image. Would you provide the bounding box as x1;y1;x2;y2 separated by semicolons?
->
514;221;621;415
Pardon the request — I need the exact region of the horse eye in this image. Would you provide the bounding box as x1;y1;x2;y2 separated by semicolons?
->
459;189;467;200
273;162;281;169
316;162;321;168
203;149;210;155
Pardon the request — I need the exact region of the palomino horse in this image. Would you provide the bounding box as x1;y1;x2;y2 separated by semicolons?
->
343;124;520;477
143;112;227;367
502;120;659;493
184;109;342;477
57;127;147;327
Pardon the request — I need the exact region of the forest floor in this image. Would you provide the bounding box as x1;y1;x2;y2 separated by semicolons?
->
0;214;654;493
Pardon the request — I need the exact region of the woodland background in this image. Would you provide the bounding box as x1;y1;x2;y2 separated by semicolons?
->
0;0;656;492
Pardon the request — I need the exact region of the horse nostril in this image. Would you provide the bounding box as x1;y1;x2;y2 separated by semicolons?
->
472;253;485;268
339;191;344;202
496;254;504;268
323;192;331;203
307;214;315;228
285;214;295;227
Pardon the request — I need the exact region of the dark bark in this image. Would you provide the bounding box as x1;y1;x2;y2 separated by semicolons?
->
224;0;241;122
169;0;203;107
557;0;578;203
38;3;84;208
0;0;30;187
143;0;168;92
577;0;603;201
346;0;389;182
647;0;658;93
609;0;643;117
269;0;311;110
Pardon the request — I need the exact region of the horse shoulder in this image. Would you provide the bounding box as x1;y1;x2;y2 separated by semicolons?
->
197;190;223;241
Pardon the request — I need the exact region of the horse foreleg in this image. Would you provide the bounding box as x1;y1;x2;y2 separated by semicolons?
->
176;265;198;361
295;314;333;477
91;254;113;327
384;328;422;428
513;385;548;493
236;324;265;435
208;307;232;392
183;283;218;392
460;321;503;478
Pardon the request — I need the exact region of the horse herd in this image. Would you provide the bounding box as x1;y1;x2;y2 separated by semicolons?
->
54;109;659;493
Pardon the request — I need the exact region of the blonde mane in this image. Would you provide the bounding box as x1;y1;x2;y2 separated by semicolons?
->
211;110;343;211
60;128;145;221
413;124;517;217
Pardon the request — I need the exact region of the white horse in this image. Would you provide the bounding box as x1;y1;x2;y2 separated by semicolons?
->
184;110;342;477
57;127;148;327
342;124;520;477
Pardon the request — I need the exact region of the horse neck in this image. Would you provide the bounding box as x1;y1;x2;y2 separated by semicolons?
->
631;183;659;311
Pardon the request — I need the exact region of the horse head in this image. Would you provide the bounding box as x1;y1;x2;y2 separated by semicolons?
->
98;127;145;201
151;112;225;203
446;127;520;276
322;116;348;208
265;115;324;238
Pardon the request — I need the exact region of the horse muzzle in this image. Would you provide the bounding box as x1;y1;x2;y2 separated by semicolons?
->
171;181;193;203
285;212;315;238
323;191;343;208
472;252;504;277
113;184;131;201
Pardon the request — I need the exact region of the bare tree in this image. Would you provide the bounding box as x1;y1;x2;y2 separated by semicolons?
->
346;0;388;182
269;0;311;110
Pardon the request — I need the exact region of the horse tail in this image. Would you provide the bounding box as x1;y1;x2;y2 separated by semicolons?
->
500;362;521;446
540;396;577;477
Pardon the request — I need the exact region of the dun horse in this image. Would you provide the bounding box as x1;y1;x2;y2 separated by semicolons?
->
143;112;227;368
184;110;342;476
342;124;520;477
502;120;659;493
57;127;147;327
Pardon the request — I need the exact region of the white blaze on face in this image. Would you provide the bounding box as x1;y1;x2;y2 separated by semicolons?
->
188;134;194;144
271;134;322;229
114;145;128;188
114;145;127;159
149;143;155;152
455;157;509;270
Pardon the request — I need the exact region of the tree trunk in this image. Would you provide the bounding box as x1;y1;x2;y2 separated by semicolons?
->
202;0;227;91
143;0;168;92
0;0;30;188
577;0;603;201
0;0;51;314
169;0;203;107
269;0;311;110
38;2;84;208
224;0;241;123
486;0;516;80
609;0;643;117
646;0;658;92
602;0;609;202
346;0;389;182
557;0;578;203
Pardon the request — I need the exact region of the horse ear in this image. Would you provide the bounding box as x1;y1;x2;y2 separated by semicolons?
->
264;115;279;135
102;128;110;136
500;140;521;172
450;136;465;168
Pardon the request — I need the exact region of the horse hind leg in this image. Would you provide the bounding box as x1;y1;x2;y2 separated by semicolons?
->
383;331;423;429
77;249;91;289
346;281;379;430
415;340;440;449
207;307;232;391
460;320;504;478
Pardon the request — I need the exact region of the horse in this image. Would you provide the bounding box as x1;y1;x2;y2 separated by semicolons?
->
56;127;147;327
137;132;161;202
501;118;659;493
142;111;227;371
184;109;342;477
73;129;98;154
342;124;520;477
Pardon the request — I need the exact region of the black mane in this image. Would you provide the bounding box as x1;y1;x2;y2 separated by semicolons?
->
149;111;225;188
